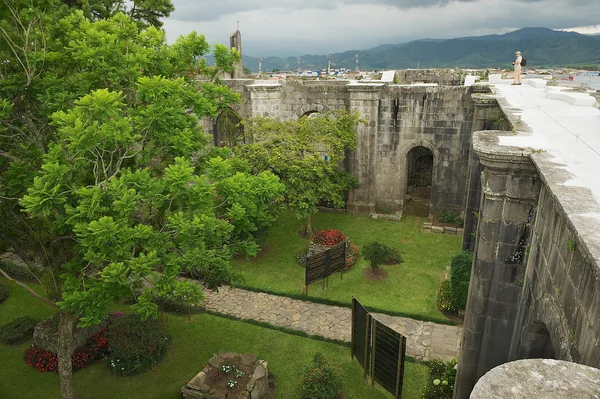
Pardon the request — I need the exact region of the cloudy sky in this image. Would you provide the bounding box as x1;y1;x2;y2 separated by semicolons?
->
162;0;600;57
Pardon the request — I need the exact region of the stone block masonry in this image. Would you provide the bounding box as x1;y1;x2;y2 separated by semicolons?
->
206;80;474;218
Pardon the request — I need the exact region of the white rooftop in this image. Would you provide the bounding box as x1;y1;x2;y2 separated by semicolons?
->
491;78;600;259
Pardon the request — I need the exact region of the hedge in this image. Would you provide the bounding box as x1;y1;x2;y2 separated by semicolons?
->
449;251;473;310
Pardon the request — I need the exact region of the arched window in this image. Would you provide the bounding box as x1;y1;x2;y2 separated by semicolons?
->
215;108;244;147
518;321;556;359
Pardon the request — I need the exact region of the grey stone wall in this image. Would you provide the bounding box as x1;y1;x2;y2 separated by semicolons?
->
373;85;473;214
206;80;474;217
455;131;540;398
397;69;464;86
462;94;507;251
509;183;600;367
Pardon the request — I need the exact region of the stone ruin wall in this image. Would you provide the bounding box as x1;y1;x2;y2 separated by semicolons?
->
208;80;474;217
511;181;600;367
455;93;600;397
372;85;473;215
396;69;464;86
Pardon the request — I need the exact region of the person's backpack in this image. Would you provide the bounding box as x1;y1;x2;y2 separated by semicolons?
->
521;58;527;67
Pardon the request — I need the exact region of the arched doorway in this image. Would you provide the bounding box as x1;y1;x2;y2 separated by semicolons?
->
518;321;556;359
215;108;244;147
404;146;433;216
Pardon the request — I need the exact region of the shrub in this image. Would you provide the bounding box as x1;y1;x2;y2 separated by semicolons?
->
422;358;457;399
0;316;39;345
450;251;473;310
300;351;343;399
0;282;8;305
0;262;37;282
436;279;457;314
107;314;171;376
362;242;400;273
312;229;347;247
436;210;464;227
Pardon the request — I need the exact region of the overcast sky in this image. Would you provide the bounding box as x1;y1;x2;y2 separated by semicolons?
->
162;0;600;57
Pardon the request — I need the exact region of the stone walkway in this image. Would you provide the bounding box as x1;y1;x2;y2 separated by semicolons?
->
202;286;461;362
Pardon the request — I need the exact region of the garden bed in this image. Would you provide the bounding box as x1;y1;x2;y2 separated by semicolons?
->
231;211;462;324
0;280;430;399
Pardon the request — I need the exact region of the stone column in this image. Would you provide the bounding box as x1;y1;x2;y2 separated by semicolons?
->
454;131;540;399
462;96;500;251
346;84;383;215
247;84;282;120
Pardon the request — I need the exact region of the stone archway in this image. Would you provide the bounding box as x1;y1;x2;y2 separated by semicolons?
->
404;146;434;216
292;104;330;120
214;107;244;147
518;320;556;359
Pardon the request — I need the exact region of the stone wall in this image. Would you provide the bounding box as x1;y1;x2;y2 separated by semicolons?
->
396;69;464;86
509;183;600;366
373;85;473;214
455;131;540;398
207;80;474;217
455;96;600;398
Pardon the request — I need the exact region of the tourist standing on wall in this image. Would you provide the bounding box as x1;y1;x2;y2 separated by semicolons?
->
512;51;522;85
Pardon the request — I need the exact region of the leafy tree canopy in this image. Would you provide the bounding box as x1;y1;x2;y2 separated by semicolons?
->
235;111;362;237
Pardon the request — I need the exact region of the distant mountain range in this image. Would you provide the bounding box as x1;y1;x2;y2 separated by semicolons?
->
236;28;600;72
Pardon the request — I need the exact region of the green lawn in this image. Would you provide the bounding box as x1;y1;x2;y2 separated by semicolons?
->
0;280;429;398
232;210;462;324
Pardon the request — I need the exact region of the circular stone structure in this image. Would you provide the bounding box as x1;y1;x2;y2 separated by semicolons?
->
470;359;600;399
181;351;270;399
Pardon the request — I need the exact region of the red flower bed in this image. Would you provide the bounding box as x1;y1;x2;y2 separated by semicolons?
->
312;229;347;247
25;327;111;373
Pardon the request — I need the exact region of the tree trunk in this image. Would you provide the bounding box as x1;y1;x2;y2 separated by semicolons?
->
58;311;75;399
305;214;314;239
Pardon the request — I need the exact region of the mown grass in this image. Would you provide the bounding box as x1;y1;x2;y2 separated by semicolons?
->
0;280;429;398
231;210;462;324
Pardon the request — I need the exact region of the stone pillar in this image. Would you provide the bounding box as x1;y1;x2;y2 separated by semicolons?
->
470;359;600;399
346;84;383;215
247;84;282;120
454;131;540;399
462;96;499;251
230;29;243;79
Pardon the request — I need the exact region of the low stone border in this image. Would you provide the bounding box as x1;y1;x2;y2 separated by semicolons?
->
422;222;464;236
371;212;402;222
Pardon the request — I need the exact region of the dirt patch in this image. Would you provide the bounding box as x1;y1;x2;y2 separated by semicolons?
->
362;268;388;280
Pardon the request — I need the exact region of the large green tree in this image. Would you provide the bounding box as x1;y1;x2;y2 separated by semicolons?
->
236;111;362;238
0;5;284;399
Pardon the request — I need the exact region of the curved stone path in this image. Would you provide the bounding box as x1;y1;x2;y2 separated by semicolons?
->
202;286;461;362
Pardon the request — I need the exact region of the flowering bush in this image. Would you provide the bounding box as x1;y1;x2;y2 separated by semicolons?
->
312;229;347;247
24;327;110;372
300;351;343;399
24;347;58;372
423;358;457;399
107;314;171;376
436;279;457;314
